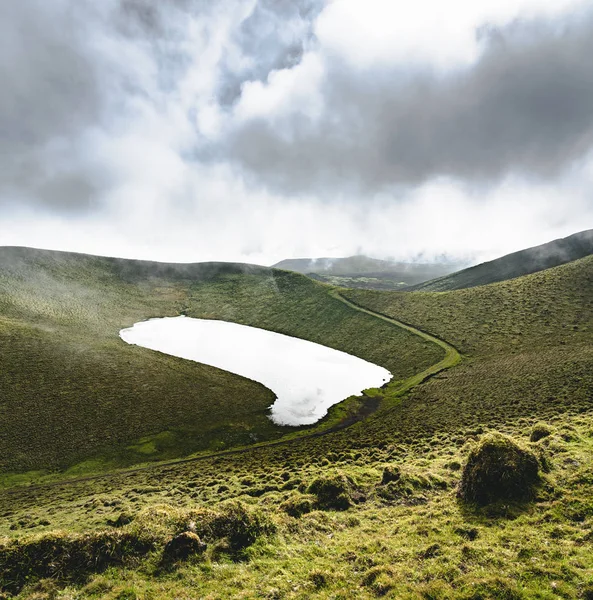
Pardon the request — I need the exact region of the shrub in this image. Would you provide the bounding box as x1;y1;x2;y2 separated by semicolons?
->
458;433;540;505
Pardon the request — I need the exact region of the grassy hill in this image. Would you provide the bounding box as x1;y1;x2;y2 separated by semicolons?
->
0;246;441;474
343;255;593;445
273;255;462;290
1;249;592;598
405;229;593;291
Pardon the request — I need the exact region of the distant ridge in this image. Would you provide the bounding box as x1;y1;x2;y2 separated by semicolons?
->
272;255;461;287
0;246;272;282
406;229;593;292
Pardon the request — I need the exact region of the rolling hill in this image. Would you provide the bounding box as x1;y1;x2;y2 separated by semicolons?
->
405;228;593;291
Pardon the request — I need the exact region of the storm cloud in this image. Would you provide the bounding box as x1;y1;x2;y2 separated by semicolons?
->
1;0;593;264
225;12;593;194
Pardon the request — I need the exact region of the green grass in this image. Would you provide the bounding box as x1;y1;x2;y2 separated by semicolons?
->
1;248;592;598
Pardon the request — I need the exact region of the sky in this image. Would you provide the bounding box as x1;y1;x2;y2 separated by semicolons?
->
1;0;593;266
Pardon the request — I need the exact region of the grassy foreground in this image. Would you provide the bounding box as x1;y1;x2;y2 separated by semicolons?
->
0;251;592;598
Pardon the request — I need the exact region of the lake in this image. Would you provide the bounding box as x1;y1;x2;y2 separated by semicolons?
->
119;316;391;426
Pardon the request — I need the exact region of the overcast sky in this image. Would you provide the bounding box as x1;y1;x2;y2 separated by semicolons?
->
1;0;593;265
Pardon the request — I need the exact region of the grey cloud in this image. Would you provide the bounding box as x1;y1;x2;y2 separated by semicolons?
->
0;0;324;214
225;11;593;194
4;0;593;219
0;0;216;213
216;0;324;106
0;1;109;212
0;2;100;153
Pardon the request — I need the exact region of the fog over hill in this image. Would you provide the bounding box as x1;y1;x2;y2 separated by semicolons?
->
407;228;593;291
273;255;464;289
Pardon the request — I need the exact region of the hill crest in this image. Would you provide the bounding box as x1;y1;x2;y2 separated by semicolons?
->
406;229;593;292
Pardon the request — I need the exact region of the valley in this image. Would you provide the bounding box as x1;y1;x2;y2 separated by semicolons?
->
0;242;591;599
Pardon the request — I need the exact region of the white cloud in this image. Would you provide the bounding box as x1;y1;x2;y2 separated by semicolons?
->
315;0;590;69
234;52;325;122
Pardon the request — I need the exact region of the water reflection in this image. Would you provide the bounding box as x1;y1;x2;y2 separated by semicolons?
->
120;316;391;426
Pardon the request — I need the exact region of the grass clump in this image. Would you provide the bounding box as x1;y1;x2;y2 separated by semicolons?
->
458;432;541;505
307;472;362;510
0;529;156;595
162;531;206;562
459;577;524;600
380;465;401;484
191;501;275;556
280;493;315;518
530;422;553;442
361;566;396;596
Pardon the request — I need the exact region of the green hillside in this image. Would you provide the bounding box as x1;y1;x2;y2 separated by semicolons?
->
1;250;592;599
343;254;593;445
406;229;593;291
0;247;441;474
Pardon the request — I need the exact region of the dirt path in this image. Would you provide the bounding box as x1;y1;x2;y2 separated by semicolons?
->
329;290;461;394
2;289;461;494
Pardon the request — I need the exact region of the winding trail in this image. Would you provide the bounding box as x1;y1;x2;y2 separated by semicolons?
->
330;290;461;397
2;289;461;494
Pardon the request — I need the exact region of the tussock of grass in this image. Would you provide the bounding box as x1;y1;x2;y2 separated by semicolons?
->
0;500;274;594
280;494;315;518
162;531;206;562
457;432;541;505
530;422;553;442
307;472;363;511
0;528;157;595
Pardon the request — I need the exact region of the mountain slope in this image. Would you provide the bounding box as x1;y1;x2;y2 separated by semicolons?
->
406;229;593;291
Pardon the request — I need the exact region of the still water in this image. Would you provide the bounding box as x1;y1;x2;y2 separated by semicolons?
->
120;316;391;426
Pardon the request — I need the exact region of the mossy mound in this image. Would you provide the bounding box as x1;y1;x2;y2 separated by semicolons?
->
458;433;540;505
163;532;206;561
280;494;315;518
193;501;275;555
0;529;156;595
307;473;362;510
530;422;553;442
381;465;401;485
